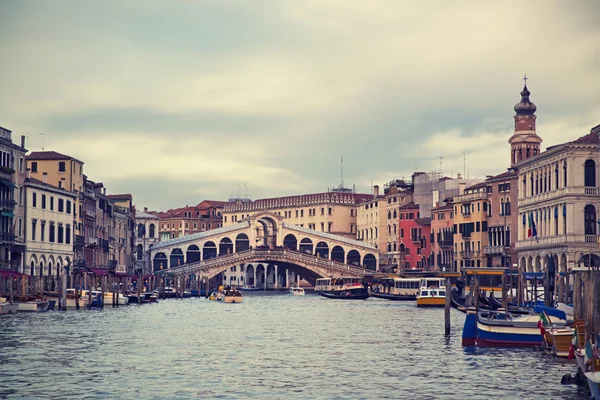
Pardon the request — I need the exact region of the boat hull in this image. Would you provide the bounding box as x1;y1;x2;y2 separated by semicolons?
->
371;292;416;301
223;296;243;303
585;372;600;400
476;318;542;347
0;303;18;314
17;301;49;312
416;297;445;307
546;328;573;357
319;291;369;300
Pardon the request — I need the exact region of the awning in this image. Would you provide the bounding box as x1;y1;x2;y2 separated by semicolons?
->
87;267;109;276
0;269;26;278
0;179;16;189
1;211;14;217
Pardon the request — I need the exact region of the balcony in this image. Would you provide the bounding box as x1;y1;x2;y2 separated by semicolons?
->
0;166;15;180
85;237;98;246
461;232;471;239
0;232;16;243
455;191;488;203
484;245;505;255
74;235;85;249
411;236;421;243
516;234;600;250
519;186;599;207
0;198;16;210
458;250;480;259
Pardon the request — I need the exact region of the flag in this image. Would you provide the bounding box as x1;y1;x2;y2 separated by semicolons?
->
139;224;146;237
538;312;550;336
527;213;537;239
568;326;579;360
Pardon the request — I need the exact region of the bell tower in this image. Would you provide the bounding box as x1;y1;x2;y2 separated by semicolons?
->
508;75;543;167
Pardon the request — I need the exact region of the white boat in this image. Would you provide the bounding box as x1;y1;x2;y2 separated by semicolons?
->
81;289;129;306
584;371;600;400
0;298;18;314
17;300;49;312
290;286;305;296
416;278;447;307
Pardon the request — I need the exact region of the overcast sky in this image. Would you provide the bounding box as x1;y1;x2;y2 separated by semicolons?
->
1;1;599;211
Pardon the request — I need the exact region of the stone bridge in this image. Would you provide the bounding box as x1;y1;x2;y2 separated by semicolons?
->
148;211;379;286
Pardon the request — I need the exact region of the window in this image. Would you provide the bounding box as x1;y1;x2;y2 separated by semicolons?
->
58;199;64;212
50;196;54;211
58;162;66;172
32;220;37;241
31;162;38;173
66;200;71;214
33;193;37;207
41;194;46;209
49;223;55;243
58;224;64;243
563;161;568;187
584;160;596;187
41;221;46;241
584;205;597;235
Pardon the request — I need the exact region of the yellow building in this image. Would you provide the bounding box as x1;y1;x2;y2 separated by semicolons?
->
452;182;489;270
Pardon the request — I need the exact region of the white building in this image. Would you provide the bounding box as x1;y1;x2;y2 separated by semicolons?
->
135;207;160;275
516;124;600;279
24;177;77;289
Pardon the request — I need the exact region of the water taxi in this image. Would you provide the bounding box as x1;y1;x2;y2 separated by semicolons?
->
290;286;305;296
416;278;446;307
16;299;50;312
370;277;420;301
317;277;369;300
0;297;18;314
223;289;243;303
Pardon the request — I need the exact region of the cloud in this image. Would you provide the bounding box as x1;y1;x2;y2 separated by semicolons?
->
0;1;599;210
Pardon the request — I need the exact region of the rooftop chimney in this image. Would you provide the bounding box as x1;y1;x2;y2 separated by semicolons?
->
26;168;31;179
457;173;462;180
20;135;26;149
144;207;148;212
373;185;379;197
42;172;48;184
459;182;466;195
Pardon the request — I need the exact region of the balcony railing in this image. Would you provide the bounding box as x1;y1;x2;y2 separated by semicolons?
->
85;237;98;246
74;235;85;248
484;245;505;255
461;232;471;239
0;198;16;209
516;234;600;250
455;191;488;202
0;232;16;242
456;250;480;259
519;186;599;207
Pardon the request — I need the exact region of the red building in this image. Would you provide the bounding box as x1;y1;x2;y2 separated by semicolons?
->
398;202;432;270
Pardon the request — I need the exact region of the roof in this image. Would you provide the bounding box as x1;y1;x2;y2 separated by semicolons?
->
570;130;600;145
399;202;419;210
24;177;77;197
200;200;227;208
485;170;518;183
26;151;84;164
415;217;431;226
108;194;133;201
135;210;159;219
466;181;487;190
431;204;453;212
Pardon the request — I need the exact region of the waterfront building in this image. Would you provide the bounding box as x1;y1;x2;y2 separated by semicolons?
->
79;176;97;271
381;180;413;270
134;207;160;275
516;124;600;283
23;176;76;289
413;171;483;218
430;199;454;271
0;126;27;272
157;200;225;241
397;202;432;270
108;194;135;275
484;170;519;268
452;182;489;270
222;188;371;239
356;185;386;251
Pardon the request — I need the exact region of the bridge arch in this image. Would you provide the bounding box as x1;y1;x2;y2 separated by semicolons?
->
331;245;345;263
203;241;217;260
299;238;313;255
315;241;329;258
256;216;278;248
363;254;377;270
283;234;297;251
170;248;184;267
153;252;168;271
235;234;250;252
219;238;234;256
186;245;200;263
347;250;360;266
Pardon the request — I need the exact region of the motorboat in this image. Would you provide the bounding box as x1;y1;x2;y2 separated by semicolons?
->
318;278;369;300
290;286;305;296
370;277;420;301
223;289;243;303
416;278;446;307
239;285;260;291
0;297;18;314
16;299;50;312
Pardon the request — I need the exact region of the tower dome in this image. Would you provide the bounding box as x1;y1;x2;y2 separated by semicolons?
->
514;85;537;115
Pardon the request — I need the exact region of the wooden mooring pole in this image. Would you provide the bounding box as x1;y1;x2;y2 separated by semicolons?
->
444;278;451;336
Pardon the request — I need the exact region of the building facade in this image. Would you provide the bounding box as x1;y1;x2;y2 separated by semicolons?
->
356;186;386;251
157;200;225;240
397;202;432;270
23;177;77;289
430;200;454;271
516;125;600;283
108;194;135;275
452;182;489;270
0;126;27;272
134;207;160;275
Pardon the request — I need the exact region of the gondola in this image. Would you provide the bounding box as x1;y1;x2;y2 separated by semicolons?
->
319;290;370;300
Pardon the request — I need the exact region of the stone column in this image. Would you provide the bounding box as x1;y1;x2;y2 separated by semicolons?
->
263;267;267;291
253;268;257;288
274;265;278;289
285;269;289;288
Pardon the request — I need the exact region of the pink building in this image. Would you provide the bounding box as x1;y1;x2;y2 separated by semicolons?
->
398;202;432;270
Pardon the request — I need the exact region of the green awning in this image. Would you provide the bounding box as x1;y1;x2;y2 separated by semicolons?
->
0;179;16;188
1;211;14;217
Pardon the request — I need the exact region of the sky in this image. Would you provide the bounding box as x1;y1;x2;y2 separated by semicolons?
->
1;1;599;212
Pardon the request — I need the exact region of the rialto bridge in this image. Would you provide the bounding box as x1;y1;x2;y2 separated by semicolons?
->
148;211;379;288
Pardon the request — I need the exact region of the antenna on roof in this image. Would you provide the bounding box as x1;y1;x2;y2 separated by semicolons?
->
438;156;443;174
39;133;45;151
340;155;344;189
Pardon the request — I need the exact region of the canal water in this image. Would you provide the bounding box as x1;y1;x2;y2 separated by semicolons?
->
0;293;590;400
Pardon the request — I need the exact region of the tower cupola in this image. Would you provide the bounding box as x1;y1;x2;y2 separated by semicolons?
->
508;75;543;167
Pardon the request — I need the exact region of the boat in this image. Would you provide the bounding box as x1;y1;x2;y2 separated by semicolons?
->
81;289;129;306
239;285;260;292
416;278;446;307
370;277;420;301
16;299;50;312
290;286;305;296
318;277;369;300
472;306;568;348
223;289;243;303
0;297;18;314
584;371;600;400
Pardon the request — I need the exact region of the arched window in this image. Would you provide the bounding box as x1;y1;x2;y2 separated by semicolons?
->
584;160;596;187
393;210;397;219
555;164;559;189
563;161;567;187
505;200;511;216
149;224;155;238
584;205;597;235
137;223;144;238
387;243;391;252
387;211;391;219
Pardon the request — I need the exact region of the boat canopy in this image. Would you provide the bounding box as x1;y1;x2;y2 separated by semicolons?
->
533;305;566;321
